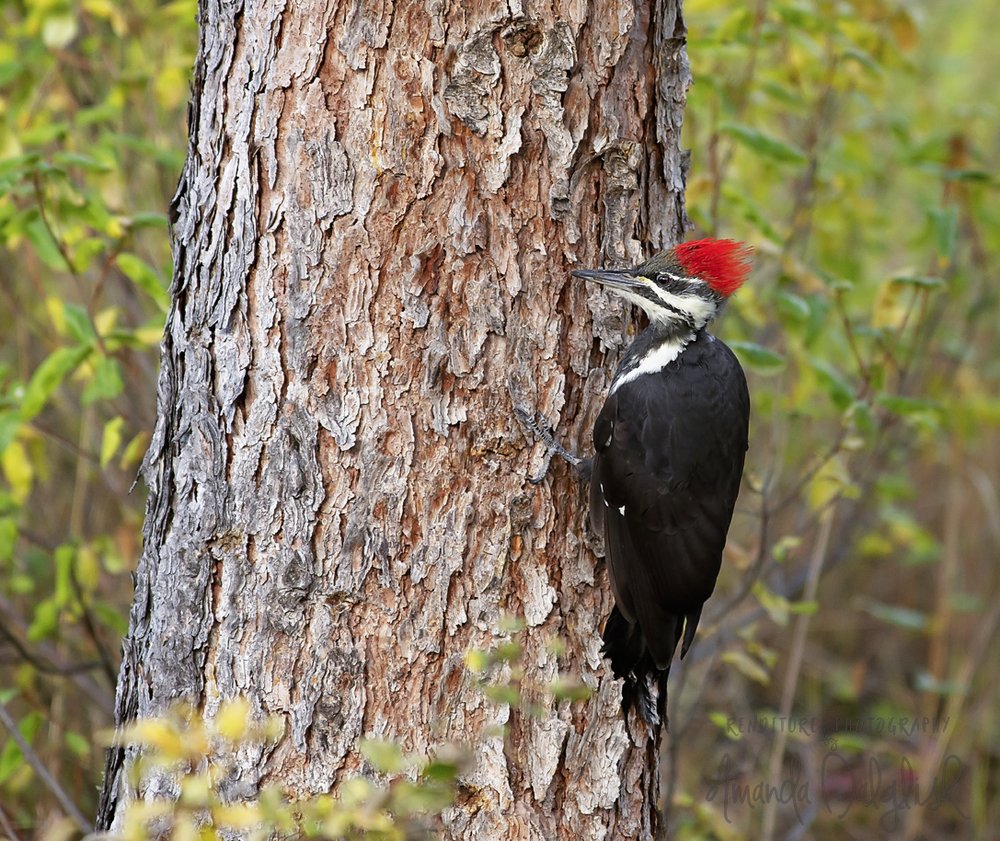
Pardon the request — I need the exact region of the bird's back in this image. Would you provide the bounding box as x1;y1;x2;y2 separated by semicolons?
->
591;329;749;719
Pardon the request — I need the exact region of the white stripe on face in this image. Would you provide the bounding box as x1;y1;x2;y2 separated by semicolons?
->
645;282;717;329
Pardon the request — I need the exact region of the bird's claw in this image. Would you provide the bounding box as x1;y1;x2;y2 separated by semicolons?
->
514;404;583;484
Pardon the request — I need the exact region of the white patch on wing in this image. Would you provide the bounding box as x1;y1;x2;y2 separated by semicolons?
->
610;332;695;395
618;505;626;515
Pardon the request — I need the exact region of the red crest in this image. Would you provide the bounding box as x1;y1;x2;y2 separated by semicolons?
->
673;239;752;297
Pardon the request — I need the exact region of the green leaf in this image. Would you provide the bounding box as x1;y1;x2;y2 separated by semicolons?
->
53;544;75;606
498;615;527;633
63;304;96;344
20;345;92;421
752;581;790;626
862;601;927;631
484;684;520;706
390;779;454;815
719;123;809;164
125;212;170;230
810;359;855;408
729;341;786;375
0;518;17;563
721;649;771;684
877;395;941;417
24;217;70;271
848;400;875;436
0;712;43;785
27;598;60;641
914;673;967;695
0;61;24;87
775;290;811;324
841;47;881;76
929;206;959;264
116;253;170;310
709;710;741;740
93;603;129;636
0;413;19;452
422;758;463;784
51;151;113;173
83;355;124;405
891;274;945;290
547;676;593;702
65;731;91;758
493;641;522;663
359;738;406;774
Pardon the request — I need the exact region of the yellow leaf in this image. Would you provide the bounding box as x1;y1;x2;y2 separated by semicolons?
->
76;544;101;592
212;803;263;829
121;719;184;758
82;0;129;36
121;431;150;469
464;648;488;674
807;455;852;511
135;325;165;346
179;771;212;807
155;66;188;110
95;306;119;336
2;440;34;504
46;296;66;335
172;814;199;841
214;697;251;741
872;278;907;329
101;416;124;468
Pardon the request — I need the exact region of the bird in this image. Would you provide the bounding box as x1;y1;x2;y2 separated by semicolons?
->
573;238;752;728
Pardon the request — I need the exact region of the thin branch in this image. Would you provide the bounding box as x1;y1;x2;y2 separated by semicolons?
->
0;803;21;841
69;565;119;686
760;508;834;841
31;174;109;357
0;617;104;678
0;701;90;832
900;598;1000;841
831;287;870;391
0;594;114;713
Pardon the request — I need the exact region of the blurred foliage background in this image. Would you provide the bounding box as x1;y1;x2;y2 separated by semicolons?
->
0;0;197;834
0;0;997;838
672;0;1000;839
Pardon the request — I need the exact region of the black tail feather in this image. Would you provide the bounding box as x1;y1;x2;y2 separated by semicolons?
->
602;606;690;729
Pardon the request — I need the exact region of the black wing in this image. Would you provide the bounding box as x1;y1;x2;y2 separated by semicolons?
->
591;333;749;669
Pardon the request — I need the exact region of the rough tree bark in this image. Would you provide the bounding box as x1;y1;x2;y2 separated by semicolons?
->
98;1;690;838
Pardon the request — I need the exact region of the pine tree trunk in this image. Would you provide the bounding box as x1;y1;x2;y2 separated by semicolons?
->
97;1;690;837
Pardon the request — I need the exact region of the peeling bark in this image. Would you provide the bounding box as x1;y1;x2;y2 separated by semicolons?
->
98;1;691;837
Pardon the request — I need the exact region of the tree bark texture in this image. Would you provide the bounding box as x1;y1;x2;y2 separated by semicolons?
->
98;1;691;838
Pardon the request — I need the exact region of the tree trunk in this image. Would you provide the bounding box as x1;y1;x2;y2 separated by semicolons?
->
97;1;690;838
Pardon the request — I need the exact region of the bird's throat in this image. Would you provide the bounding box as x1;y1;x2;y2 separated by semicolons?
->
609;327;698;395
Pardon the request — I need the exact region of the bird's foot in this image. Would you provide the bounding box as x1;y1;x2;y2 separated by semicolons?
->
513;404;587;484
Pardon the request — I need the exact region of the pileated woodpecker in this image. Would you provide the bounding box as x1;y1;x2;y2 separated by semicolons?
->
572;238;752;727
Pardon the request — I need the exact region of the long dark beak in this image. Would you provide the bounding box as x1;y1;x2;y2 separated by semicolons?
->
571;269;647;291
